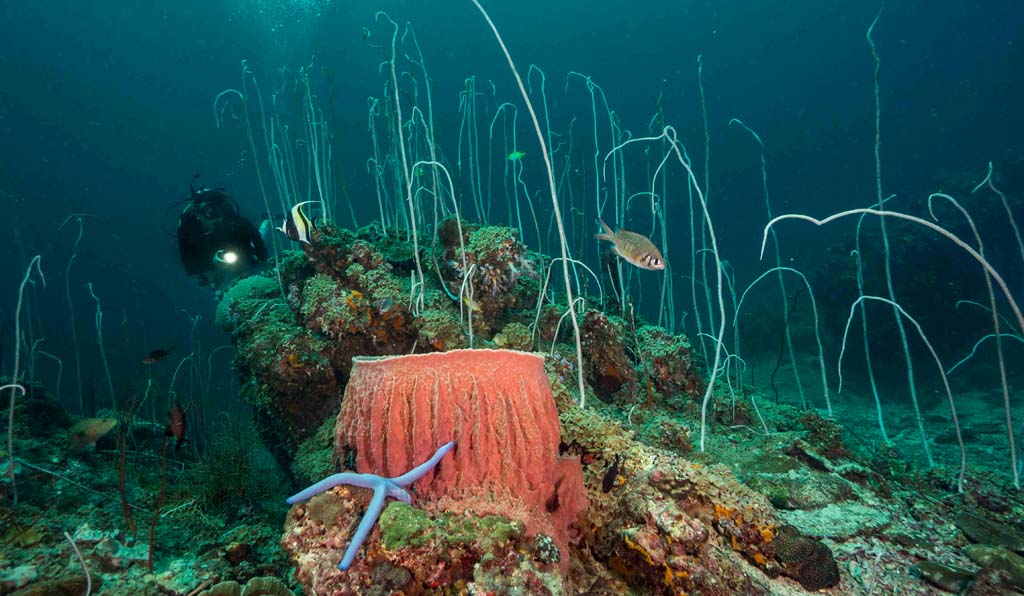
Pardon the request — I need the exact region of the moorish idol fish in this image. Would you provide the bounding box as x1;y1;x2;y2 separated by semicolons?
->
278;200;318;245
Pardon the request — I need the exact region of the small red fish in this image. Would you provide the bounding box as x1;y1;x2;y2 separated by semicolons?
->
143;348;174;365
165;402;187;452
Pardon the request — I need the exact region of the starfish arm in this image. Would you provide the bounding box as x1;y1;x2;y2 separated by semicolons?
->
339;485;388;571
286;472;381;504
287;441;455;571
391;441;455;488
383;481;413;504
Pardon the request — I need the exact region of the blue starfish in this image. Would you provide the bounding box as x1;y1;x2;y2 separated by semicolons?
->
286;440;455;571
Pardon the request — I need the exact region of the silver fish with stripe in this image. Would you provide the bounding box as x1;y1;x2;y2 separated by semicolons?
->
596;218;666;271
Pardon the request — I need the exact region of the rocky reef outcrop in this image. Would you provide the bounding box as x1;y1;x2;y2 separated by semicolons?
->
214;222;848;594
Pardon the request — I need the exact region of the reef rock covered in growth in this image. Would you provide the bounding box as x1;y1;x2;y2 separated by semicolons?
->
217;222;845;594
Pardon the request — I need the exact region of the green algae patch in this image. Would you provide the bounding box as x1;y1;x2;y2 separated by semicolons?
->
379;503;437;549
378;503;524;552
216;274;281;330
447;515;523;550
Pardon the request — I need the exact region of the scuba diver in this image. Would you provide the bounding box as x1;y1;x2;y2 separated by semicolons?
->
169;174;267;288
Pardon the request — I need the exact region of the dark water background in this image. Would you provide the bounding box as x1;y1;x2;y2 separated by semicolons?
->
1;0;1022;416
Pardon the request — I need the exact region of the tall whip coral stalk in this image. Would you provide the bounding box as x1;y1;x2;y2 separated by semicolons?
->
377;12;426;313
838;296;965;492
467;0;587;407
729;119;807;409
733;266;830;416
213;62;286;299
928;192;1017;489
59;214;87;414
6;256;44;504
603;126;727;451
973;162;1024;269
855;204;894;446
866;6;930;466
87;283;117;412
2;383;25;497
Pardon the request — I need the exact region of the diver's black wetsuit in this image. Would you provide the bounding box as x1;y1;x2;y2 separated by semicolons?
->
177;188;266;284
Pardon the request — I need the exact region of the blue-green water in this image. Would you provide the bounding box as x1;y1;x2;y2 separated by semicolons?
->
1;1;1023;594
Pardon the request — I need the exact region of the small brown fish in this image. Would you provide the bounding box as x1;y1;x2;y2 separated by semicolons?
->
602;454;622;493
165;402;187;452
142;348;173;365
596;219;666;271
68;417;118;449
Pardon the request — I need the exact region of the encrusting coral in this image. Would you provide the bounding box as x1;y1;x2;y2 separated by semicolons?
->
436;219;541;334
197;576;295;596
580;310;639;402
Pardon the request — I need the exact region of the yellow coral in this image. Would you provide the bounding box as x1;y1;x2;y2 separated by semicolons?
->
625;534;678;592
713;503;749;525
345;290;364;310
714;504;736;521
624;535;655;566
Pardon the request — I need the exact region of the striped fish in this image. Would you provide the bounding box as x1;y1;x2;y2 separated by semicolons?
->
278;200;317;244
596;219;666;270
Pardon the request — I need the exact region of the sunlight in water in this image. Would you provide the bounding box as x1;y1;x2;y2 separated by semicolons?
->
234;0;332;34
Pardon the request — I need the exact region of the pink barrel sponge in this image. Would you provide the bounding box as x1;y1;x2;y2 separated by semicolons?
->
336;349;587;559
